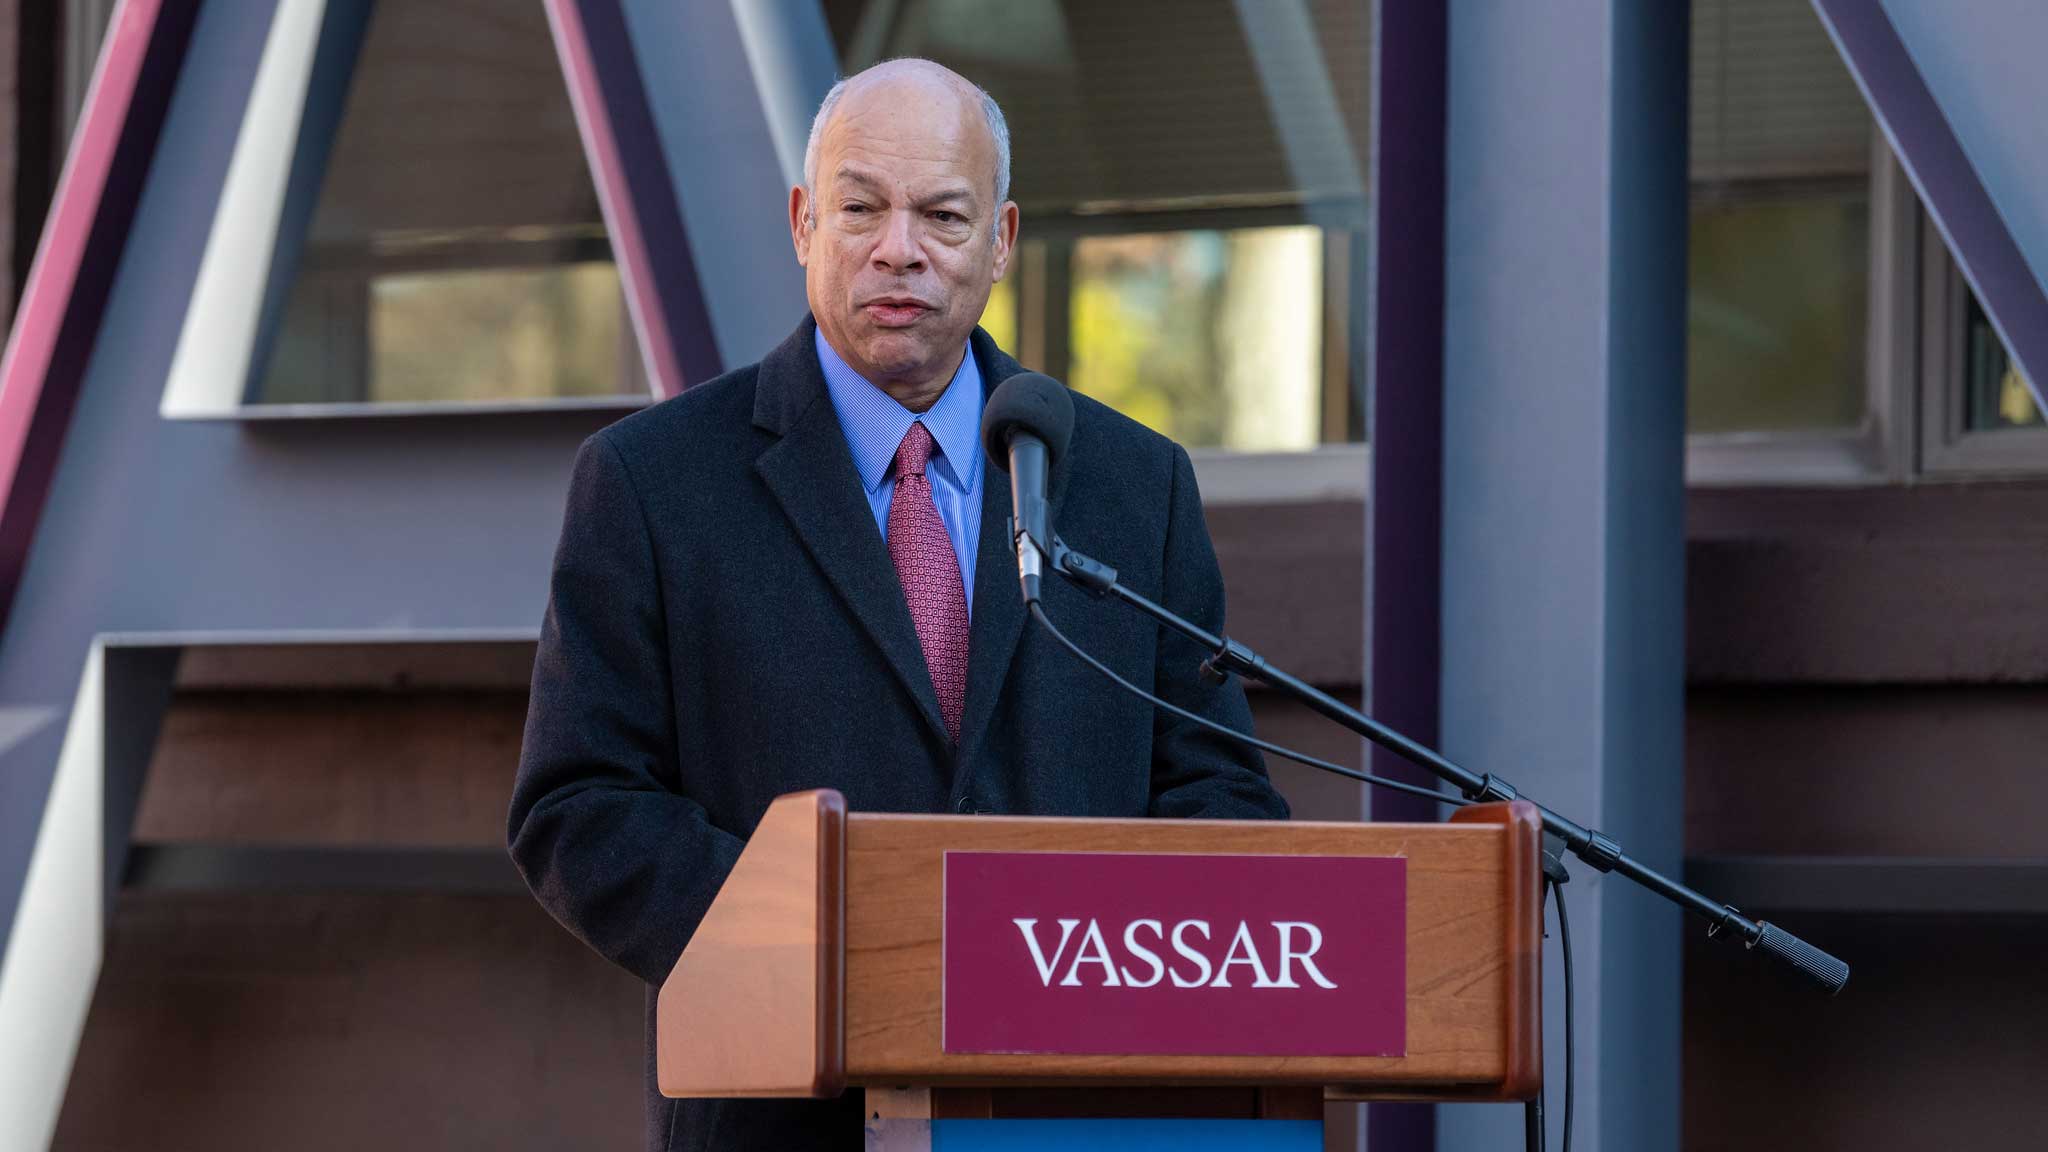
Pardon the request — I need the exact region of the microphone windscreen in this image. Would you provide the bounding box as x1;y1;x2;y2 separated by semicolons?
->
980;372;1075;470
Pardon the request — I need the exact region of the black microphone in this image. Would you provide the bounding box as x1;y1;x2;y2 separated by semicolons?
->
980;372;1075;604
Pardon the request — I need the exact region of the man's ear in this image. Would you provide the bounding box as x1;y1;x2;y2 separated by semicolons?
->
991;200;1021;281
789;185;811;265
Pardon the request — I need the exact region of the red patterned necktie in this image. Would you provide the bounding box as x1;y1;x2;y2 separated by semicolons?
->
888;423;970;742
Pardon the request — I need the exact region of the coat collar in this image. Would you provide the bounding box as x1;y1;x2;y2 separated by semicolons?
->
751;317;1047;767
750;316;1028;432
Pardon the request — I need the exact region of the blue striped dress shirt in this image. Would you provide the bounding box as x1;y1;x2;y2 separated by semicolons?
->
815;328;983;616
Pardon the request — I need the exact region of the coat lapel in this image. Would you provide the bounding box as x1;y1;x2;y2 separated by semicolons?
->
752;320;949;746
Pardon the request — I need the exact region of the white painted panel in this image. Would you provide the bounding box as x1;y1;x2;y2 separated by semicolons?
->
159;0;325;418
0;645;107;1152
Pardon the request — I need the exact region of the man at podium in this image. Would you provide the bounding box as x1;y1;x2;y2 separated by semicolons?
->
509;58;1288;1152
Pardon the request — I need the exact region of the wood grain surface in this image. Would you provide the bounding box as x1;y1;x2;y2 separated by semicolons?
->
841;805;1539;1098
657;790;845;1097
659;797;1541;1101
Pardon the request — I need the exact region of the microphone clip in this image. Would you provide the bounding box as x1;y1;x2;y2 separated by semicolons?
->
1198;635;1259;687
1008;516;1048;605
1048;536;1117;597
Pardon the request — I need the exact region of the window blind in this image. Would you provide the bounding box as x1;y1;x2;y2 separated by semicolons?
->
1692;0;1872;184
828;0;1373;216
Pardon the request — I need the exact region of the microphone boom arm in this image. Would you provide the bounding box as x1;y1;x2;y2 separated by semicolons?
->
1046;537;1849;994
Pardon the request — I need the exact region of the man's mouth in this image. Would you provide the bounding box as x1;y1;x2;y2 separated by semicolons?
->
862;298;935;327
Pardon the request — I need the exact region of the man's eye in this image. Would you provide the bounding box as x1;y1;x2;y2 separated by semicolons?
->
841;203;872;214
930;211;962;224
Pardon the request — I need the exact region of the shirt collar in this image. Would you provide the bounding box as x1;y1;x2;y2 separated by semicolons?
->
815;326;983;495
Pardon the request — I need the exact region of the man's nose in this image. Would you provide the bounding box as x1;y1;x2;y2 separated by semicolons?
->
870;209;926;274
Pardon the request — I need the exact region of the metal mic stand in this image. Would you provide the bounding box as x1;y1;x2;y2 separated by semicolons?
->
1045;537;1849;993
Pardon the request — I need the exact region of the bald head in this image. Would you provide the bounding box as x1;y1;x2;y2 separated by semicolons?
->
803;59;1011;229
789;57;1020;412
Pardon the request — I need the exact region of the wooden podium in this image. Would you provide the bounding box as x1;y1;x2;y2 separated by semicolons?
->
658;789;1542;1149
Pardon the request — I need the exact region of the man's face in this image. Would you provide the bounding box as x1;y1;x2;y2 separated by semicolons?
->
792;75;1018;396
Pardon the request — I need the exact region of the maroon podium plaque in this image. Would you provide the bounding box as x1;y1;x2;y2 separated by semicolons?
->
943;851;1407;1057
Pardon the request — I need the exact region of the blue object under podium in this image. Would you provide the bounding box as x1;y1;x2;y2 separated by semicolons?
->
865;1118;1322;1151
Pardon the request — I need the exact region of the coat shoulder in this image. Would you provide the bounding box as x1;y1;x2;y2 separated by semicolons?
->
587;363;764;479
1066;387;1183;483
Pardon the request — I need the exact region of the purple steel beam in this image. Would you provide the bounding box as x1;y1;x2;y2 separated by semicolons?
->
545;0;724;397
1813;0;2048;409
1366;0;1449;1149
1368;5;1448;835
0;0;198;634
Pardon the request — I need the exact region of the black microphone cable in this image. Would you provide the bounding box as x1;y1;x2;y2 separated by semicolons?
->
1524;848;1577;1152
1033;593;1582;1149
1554;871;1576;1152
1026;601;1463;810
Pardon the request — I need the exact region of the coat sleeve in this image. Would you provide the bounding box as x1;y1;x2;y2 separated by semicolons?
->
508;434;745;986
1145;444;1292;820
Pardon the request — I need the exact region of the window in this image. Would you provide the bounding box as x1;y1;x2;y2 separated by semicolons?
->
163;0;649;416
820;0;2048;486
1962;295;2040;432
1919;234;2047;475
821;0;1369;463
1686;0;1903;485
1688;192;1870;434
1686;0;2044;486
1068;227;1326;452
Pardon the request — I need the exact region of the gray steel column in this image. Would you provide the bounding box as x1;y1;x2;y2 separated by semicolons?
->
729;0;842;192
1437;2;1688;1150
615;0;832;367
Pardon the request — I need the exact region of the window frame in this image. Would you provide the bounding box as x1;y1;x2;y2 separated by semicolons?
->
1187;443;1369;505
221;229;649;417
995;202;1370;504
1917;219;2048;476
